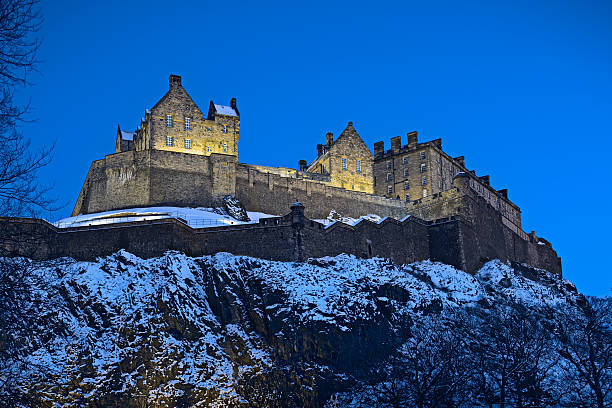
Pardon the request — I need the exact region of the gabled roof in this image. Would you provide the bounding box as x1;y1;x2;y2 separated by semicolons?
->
308;122;372;169
213;104;238;117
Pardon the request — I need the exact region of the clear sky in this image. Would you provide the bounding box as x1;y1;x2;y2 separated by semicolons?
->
20;0;612;295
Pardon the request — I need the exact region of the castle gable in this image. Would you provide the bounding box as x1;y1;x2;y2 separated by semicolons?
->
150;75;203;118
307;122;374;193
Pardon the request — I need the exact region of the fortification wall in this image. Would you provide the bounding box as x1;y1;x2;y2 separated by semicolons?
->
235;164;408;219
73;150;237;216
0;214;429;266
404;188;464;221
301;217;430;264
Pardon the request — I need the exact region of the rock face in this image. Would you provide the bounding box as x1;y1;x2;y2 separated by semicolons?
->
2;252;591;407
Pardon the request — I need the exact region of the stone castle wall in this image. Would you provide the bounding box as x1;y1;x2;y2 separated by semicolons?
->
0;199;561;276
73;149;409;220
234;164;408;219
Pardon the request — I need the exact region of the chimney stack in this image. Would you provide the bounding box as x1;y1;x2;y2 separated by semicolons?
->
169;74;182;88
317;144;324;158
298;160;307;172
391;136;401;153
326;132;333;146
407;131;418;148
374;141;385;158
454;156;465;167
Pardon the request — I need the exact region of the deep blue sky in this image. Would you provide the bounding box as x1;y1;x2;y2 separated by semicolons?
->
21;0;611;295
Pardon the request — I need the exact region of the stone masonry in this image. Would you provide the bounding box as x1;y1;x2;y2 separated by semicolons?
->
64;74;561;275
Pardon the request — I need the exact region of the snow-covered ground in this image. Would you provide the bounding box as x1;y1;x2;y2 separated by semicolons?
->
53;206;276;229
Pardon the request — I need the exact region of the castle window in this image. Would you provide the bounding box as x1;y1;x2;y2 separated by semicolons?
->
166;136;173;146
404;181;410;190
422;176;427;186
185;139;191;149
356;159;361;173
185;117;191;130
405;194;410;202
166;115;173;127
420;151;426;160
387;186;393;195
223;125;228;133
223;143;227;152
403;156;408;165
386;173;392;182
387;161;392;169
342;157;347;171
403;168;409;177
423;189;428;198
421;163;427;173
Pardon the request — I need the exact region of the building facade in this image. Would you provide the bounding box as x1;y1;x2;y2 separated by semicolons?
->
116;75;240;159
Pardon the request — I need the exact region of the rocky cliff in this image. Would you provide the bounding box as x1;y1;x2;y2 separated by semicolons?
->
1;251;608;407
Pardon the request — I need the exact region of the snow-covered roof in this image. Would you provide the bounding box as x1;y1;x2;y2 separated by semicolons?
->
214;104;238;117
120;131;136;141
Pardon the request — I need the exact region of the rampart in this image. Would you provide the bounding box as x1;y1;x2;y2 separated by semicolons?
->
73;149;409;220
1;199;561;276
234;164;407;219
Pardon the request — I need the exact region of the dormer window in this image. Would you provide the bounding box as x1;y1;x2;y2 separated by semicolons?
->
342;157;347;171
185;117;191;130
356;159;361;173
223;125;228;133
166;115;173;127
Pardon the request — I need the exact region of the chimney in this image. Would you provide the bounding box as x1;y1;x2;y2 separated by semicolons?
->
407;131;418;148
326;132;333;146
454;156;465;167
317;144;324;158
169;74;182;88
479;175;490;185
374;141;385;158
298;160;307;172
391;136;401;153
230;97;239;115
498;188;508;199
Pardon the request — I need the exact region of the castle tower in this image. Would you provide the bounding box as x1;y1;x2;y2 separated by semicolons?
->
132;74;240;159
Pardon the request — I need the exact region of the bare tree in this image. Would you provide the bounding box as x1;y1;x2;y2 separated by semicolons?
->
555;297;612;408
0;0;54;218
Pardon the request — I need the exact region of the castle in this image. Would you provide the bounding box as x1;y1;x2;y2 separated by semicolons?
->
6;74;559;274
